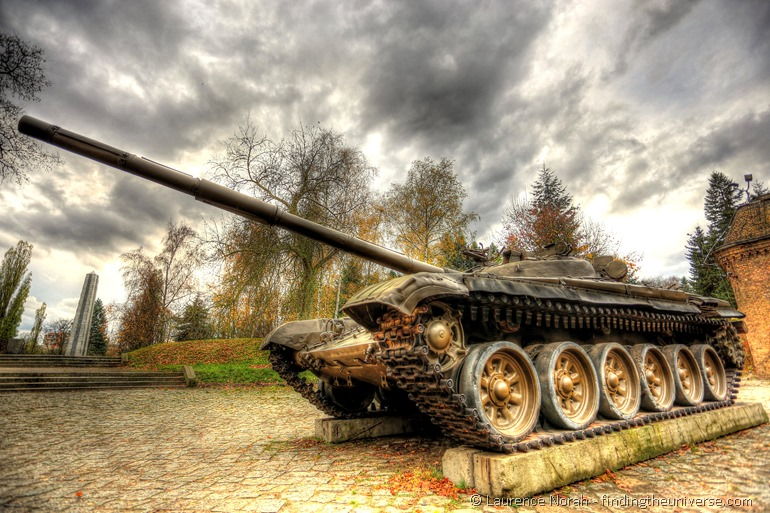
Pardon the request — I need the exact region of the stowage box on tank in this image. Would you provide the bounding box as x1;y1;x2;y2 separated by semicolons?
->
19;115;745;452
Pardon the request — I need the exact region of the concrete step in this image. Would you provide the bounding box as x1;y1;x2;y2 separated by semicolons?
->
0;365;188;391
0;358;122;365
0;362;123;367
0;372;178;378
0;385;188;392
0;355;121;360
0;379;185;389
0;374;186;392
0;354;120;357
0;358;121;362
0;374;184;381
0;355;121;359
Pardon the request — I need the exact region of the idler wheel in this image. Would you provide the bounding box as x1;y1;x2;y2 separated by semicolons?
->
662;345;704;406
630;344;674;411
318;379;377;414
535;342;599;430
588;343;641;420
459;341;540;441
690;344;728;401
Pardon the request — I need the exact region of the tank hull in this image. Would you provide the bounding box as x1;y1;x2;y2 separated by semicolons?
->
266;271;746;452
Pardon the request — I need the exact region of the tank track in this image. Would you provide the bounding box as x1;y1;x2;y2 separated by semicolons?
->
268;345;365;419
375;292;744;453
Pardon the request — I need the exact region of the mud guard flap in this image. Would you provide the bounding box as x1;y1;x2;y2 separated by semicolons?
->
260;318;359;350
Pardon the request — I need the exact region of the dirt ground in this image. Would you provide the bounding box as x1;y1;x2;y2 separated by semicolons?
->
0;378;768;513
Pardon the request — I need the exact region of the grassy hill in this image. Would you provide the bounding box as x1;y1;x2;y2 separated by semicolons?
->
124;338;283;384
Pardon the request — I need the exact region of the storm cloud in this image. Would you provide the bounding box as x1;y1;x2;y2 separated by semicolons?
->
1;0;769;328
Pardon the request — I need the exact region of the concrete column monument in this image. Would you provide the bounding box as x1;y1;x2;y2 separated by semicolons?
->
65;272;99;357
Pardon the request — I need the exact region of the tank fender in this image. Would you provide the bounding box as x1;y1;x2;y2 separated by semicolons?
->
260;317;359;350
342;272;469;329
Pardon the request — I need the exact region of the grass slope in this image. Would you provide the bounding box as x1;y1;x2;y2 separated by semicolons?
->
125;338;284;384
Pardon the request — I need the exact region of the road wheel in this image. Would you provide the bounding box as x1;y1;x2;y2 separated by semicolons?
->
459;341;540;441
663;345;704;406
535;341;599;430
588;343;641;420
691;344;728;401
630;344;674;411
318;379;377;414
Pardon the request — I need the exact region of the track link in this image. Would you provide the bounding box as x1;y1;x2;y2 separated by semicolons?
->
375;293;744;453
268;345;366;419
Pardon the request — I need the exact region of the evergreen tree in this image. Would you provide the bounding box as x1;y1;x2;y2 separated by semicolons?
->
87;299;108;356
685;171;740;305
703;172;741;239
505;165;581;253
531;165;578;215
173;295;212;342
0;241;32;347
685;226;708;291
750;180;769;200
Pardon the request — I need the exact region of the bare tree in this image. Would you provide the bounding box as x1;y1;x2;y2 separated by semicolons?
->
579;217;620;257
209;118;374;320
0;33;59;184
641;276;688;291
119;221;203;344
42;318;72;355
154;222;202;340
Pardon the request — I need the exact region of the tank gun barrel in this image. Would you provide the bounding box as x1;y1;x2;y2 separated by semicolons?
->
18;115;443;274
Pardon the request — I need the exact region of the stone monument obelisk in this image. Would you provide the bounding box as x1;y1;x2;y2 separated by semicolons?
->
66;272;99;357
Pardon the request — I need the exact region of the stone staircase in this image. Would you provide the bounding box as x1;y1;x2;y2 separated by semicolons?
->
0;354;122;367
0;354;189;392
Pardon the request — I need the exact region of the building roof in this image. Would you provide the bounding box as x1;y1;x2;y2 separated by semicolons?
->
718;193;770;252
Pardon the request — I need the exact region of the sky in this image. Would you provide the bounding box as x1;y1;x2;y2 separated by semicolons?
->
1;0;769;331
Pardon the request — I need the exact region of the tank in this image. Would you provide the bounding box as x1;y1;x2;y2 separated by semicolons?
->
19;115;746;452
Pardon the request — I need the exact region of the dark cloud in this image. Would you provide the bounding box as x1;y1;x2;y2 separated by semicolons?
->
607;0;702;79
359;1;551;146
1;0;251;159
686;109;770;172
0;160;218;264
0;0;768;321
609;108;770;213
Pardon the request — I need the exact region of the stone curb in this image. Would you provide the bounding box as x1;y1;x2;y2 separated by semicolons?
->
442;402;768;498
183;365;198;387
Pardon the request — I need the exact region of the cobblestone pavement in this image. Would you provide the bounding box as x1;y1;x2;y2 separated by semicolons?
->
1;380;768;513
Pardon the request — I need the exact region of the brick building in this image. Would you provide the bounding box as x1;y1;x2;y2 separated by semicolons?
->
715;193;770;378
